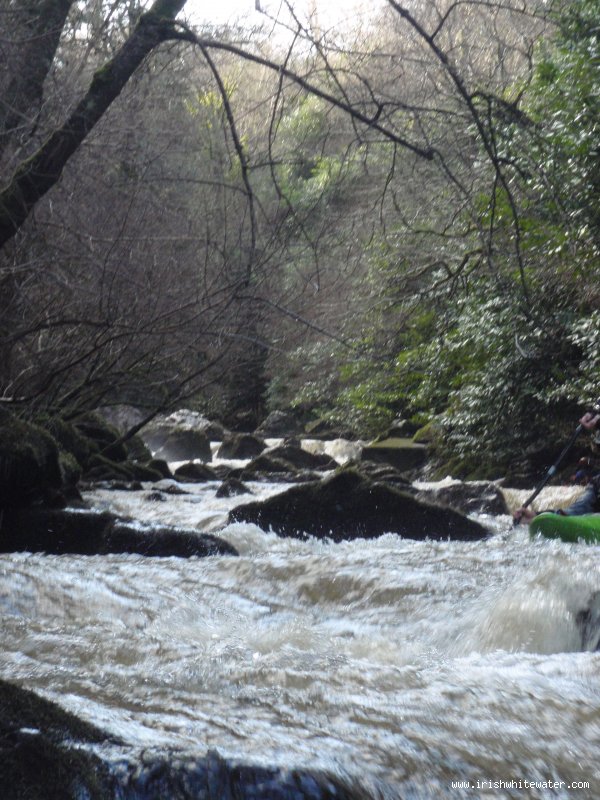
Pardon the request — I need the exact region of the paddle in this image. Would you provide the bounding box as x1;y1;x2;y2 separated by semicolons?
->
515;398;600;523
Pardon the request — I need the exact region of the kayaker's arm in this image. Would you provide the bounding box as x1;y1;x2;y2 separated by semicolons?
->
514;480;600;524
513;409;600;525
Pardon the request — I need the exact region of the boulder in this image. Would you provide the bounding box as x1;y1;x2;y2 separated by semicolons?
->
153;429;212;462
122;433;152;462
72;411;129;462
0;411;63;508
216;478;252;498
264;444;338;471
84;454;164;483
0;507;238;557
361;437;428;473
148;457;173;479
0;679;114;800
174;462;218;482
229;468;489;542
37;414;96;469
416;481;508;516
0;679;372;800
141;410;214;461
240;453;321;482
352;460;413;489
217;433;266;460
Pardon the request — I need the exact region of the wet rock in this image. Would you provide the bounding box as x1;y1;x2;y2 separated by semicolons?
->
37;414;97;469
264;444;338;471
123;433;153;462
0;507;238;557
148;458;173;479
73;411;129;462
217;433;266;460
239;453;326;483
1;680;376;800
203;419;228;442
146;491;167;502
0;679;114;800
416;481;508;516
154;479;189;495
361;437;428;474
0;411;63;508
212;463;236;480
81;480;144;492
216;478;252;497
576;590;600;651
174;462;218;482
230;468;488;542
348;460;413;489
84;454;164;483
118;748;372;800
141;410;220;458
153;429;212;462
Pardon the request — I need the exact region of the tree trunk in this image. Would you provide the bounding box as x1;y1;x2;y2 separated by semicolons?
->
0;0;187;250
0;0;75;152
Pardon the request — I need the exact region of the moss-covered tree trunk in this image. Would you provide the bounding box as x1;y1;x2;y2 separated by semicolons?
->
0;0;187;250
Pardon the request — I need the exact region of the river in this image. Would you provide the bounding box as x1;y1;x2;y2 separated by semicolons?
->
1;450;599;798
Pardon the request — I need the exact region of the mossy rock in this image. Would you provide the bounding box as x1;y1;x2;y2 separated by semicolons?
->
36;415;96;468
84;453;134;482
72;411;128;462
58;450;83;488
124;433;152;462
217;433;266;460
147;458;173;479
412;421;439;444
0;412;63;508
84;454;163;483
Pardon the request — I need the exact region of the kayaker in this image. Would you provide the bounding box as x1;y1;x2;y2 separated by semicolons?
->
514;411;600;524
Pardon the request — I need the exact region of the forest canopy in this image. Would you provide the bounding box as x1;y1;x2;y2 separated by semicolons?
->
0;0;598;476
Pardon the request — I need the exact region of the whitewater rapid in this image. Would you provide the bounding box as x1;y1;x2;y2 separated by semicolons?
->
1;473;599;798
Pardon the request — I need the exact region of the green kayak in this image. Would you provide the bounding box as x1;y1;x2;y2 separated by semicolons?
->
529;512;600;543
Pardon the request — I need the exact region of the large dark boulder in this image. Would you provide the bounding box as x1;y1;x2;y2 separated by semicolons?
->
153;429;213;462
216;478;252;497
0;507;238;557
229;468;489;542
174;462;218;482
116;749;370;800
416;481;508;516
0;412;63;508
72;411;129;462
263;444;338;471
141;411;215;462
217;433;266;460
37;414;96;469
0;680;373;800
361;437;428;473
0;680;114;800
